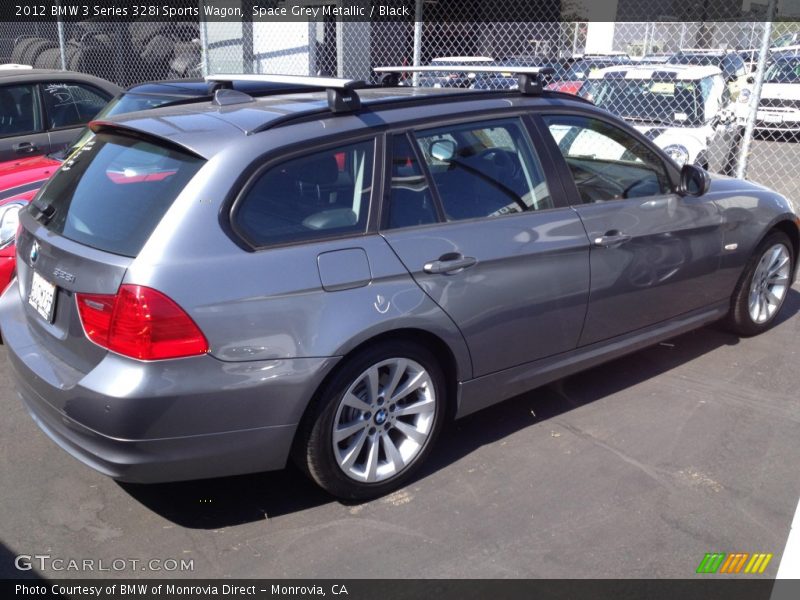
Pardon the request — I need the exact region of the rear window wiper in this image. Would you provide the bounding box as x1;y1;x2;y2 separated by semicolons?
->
30;197;56;224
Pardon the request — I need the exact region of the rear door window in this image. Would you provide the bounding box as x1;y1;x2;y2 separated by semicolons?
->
35;131;204;257
234;140;374;248
413;118;553;221
41;83;110;129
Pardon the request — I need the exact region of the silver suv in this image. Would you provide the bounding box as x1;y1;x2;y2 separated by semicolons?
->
1;70;797;500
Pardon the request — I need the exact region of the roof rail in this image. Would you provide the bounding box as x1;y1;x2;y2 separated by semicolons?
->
204;73;366;113
373;65;555;95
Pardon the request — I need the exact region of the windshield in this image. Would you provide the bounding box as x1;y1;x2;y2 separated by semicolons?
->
580;78;705;125
764;60;800;83
668;54;720;67
57;91;197;160
772;33;797;48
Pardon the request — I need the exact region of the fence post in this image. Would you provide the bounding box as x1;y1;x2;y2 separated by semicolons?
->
199;1;210;77
56;15;67;70
735;1;776;179
412;0;423;87
571;22;579;56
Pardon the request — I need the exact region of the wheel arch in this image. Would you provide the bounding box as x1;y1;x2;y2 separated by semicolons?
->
293;327;463;450
771;218;800;277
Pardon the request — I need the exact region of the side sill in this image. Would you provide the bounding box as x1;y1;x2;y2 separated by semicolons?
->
456;300;729;419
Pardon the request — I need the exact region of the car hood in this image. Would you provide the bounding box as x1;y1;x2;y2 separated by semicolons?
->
760;82;800;100
0;155;61;199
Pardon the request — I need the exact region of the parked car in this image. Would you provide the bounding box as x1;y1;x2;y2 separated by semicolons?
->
0;68;120;162
736;54;800;136
667;49;749;100
417;56;495;88
1;71;797;500
0;77;325;292
580;64;740;171
547;53;632;95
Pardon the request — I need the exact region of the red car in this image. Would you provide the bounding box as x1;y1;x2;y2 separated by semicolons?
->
0;156;58;289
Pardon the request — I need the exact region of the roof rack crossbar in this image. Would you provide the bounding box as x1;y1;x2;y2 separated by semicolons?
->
204;73;366;113
373;65;555;95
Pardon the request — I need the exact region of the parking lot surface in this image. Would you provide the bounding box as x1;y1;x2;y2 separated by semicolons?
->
1;284;799;580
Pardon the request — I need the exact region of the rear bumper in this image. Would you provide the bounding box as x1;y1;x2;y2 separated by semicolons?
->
0;280;340;483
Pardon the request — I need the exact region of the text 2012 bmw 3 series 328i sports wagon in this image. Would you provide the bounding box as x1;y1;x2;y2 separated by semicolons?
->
1;70;798;500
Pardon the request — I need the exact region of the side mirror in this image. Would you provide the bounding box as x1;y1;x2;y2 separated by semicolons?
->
678;163;711;196
430;139;456;162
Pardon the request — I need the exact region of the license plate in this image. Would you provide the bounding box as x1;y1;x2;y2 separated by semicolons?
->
760;113;783;123
28;271;57;323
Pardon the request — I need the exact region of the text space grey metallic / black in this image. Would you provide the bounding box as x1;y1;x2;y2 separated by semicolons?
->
1;77;798;500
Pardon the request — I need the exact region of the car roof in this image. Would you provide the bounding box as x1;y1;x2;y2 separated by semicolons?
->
770;51;800;62
93;86;589;160
676;48;730;55
0;68;122;93
588;63;722;80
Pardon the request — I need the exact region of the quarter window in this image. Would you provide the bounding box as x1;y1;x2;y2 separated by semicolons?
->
385;135;439;229
414;118;552;221
543;115;671;203
235;140;374;247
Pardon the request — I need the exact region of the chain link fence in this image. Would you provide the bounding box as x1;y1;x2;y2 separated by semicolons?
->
1;1;799;202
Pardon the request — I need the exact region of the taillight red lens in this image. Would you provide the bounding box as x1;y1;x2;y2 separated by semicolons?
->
75;293;115;346
75;285;208;360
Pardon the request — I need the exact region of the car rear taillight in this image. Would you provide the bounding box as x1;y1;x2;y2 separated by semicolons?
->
75;285;208;360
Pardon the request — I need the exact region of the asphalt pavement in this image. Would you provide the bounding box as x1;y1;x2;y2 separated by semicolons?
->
1;285;799;580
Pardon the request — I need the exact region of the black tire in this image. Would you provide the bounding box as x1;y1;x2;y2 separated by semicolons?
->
67;45;88;72
11;37;41;64
21;39;56;67
726;230;795;336
64;44;80;69
34;48;63;70
140;34;173;64
294;339;447;500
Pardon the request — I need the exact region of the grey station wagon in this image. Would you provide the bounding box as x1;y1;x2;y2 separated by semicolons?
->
1;69;798;500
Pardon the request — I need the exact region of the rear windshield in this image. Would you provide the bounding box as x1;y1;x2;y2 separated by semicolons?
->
64;91;196;155
34;131;204;257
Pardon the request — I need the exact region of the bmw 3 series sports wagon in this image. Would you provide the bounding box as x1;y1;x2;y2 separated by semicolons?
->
1;69;798;500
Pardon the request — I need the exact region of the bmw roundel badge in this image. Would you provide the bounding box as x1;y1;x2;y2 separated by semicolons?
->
30;241;40;266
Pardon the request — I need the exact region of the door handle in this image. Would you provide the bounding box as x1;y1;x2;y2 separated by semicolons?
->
593;232;631;247
13;142;37;155
423;254;477;274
